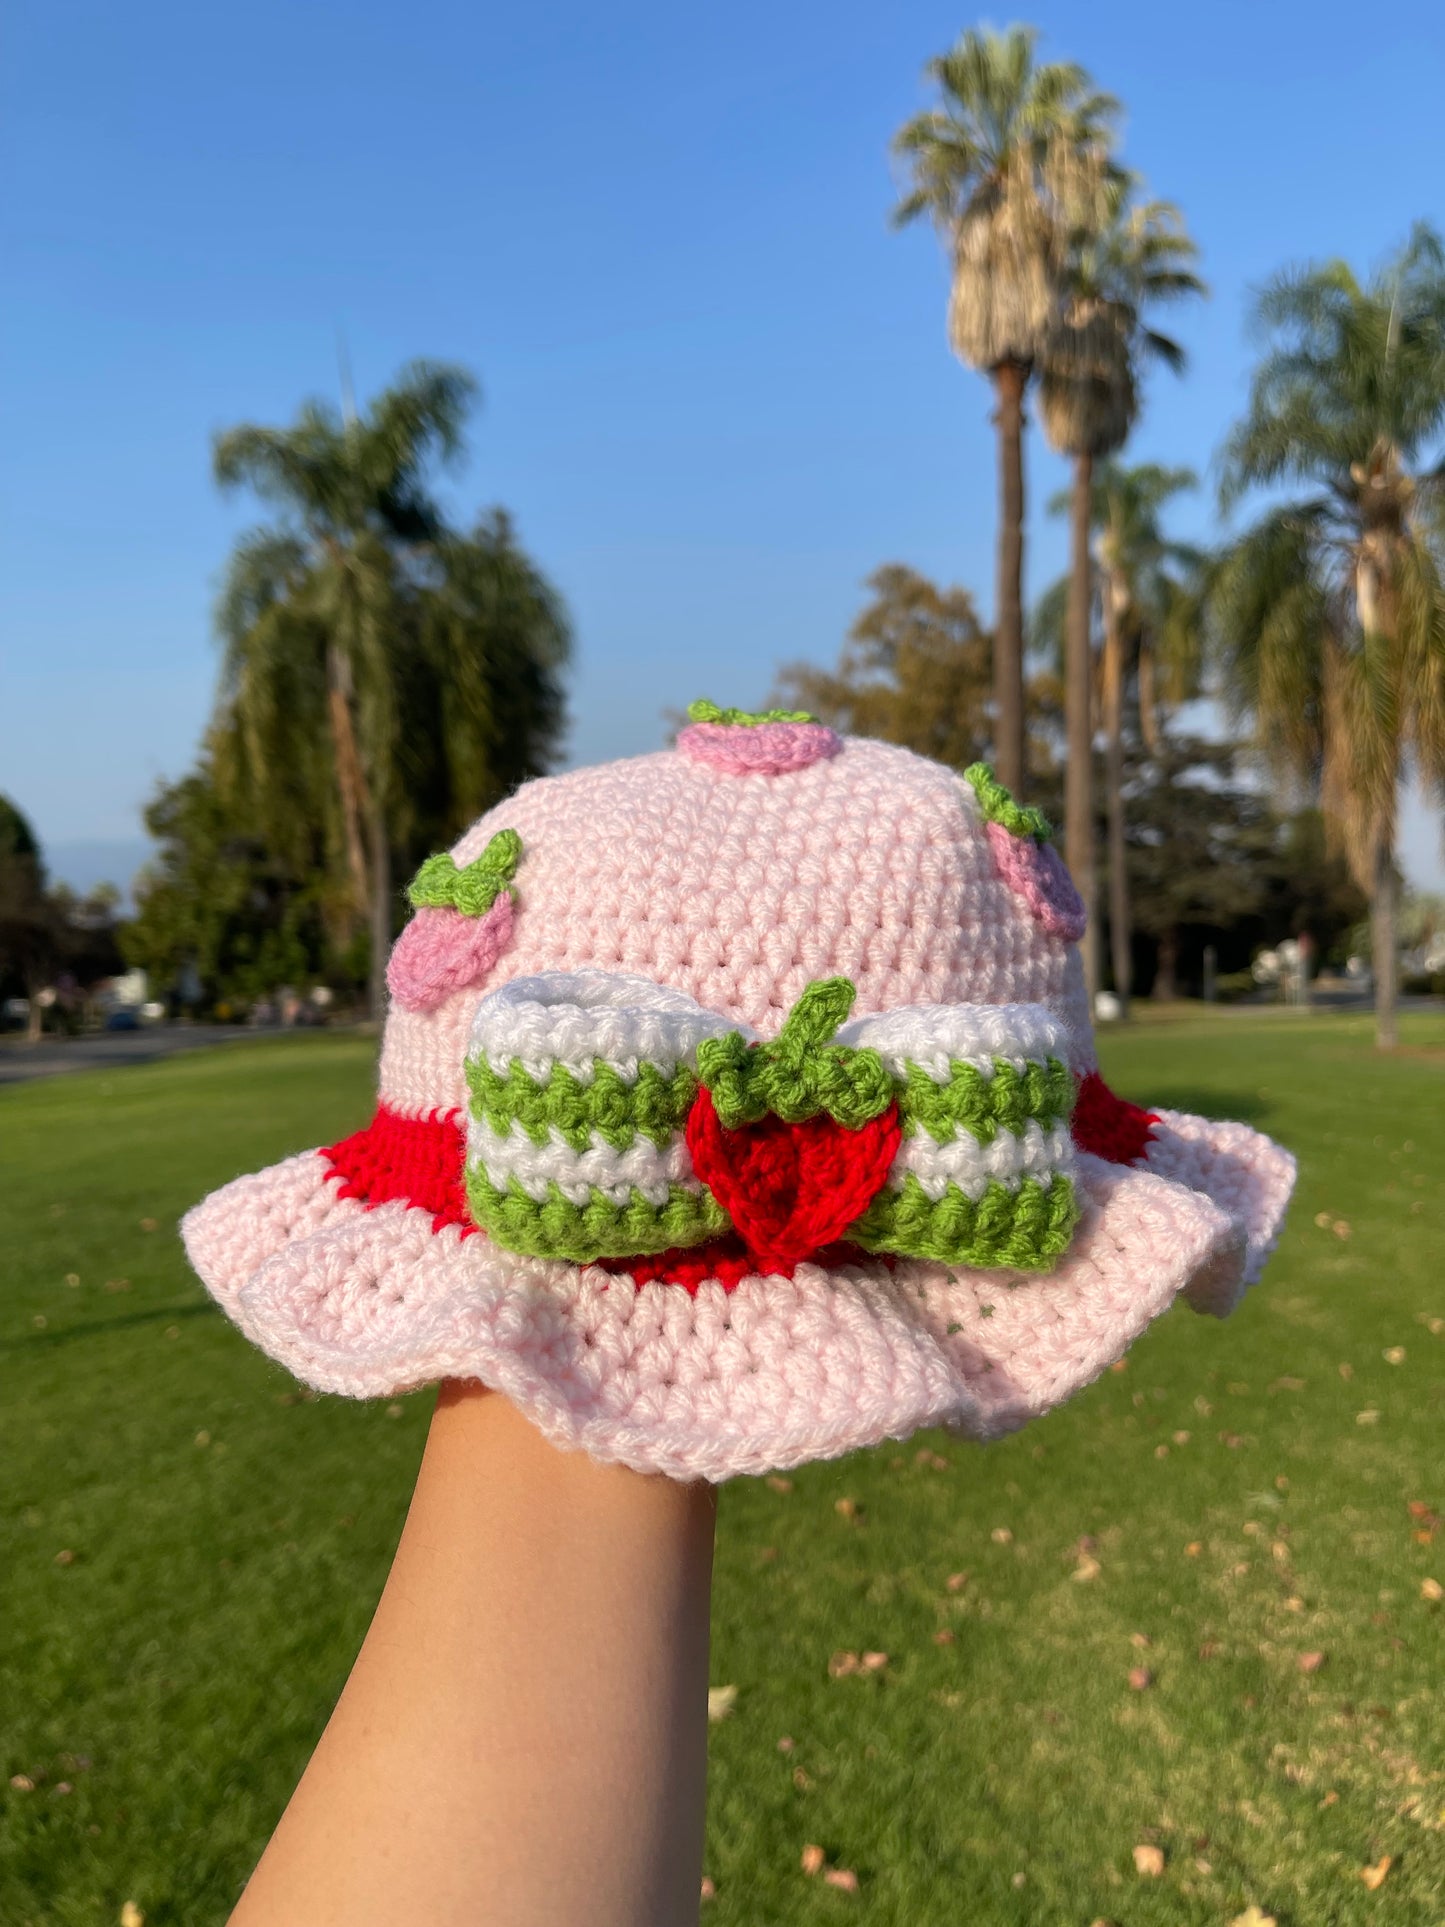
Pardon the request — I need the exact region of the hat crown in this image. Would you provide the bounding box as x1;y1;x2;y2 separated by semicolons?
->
379;735;1093;1120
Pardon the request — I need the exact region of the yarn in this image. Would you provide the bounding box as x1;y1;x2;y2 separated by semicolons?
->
183;725;1297;1483
1071;1071;1158;1165
387;896;516;1015
324;1102;472;1234
677;719;843;776
466;1164;729;1261
695;978;892;1128
685;1084;903;1272
984;822;1088;943
685;698;817;726
962;762;1053;842
407;827;522;916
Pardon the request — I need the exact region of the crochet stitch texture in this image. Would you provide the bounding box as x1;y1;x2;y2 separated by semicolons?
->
183;730;1297;1480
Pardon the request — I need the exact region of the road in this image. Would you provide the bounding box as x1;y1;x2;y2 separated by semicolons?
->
0;1025;301;1085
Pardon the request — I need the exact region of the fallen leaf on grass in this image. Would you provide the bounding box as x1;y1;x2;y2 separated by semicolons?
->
1339;1362;1354;1381
1298;1651;1327;1674
945;1571;969;1592
1421;1578;1443;1602
1154;1444;1170;1459
1356;1410;1381;1426
53;1550;75;1567
1184;1541;1203;1557
834;1498;859;1521
933;1629;955;1646
1073;1554;1102;1581
1318;1790;1338;1807
860;1651;888;1672
793;1765;813;1789
1383;1347;1406;1365
1314;1211;1333;1229
823;1869;859;1892
139;1217;158;1232
1228;1908;1276;1927
1283;1597;1305;1613
1360;1855;1392;1890
1132;1843;1165;1877
9;1775;34;1791
990;1526;1013;1544
194;1431;211;1448
120;1908;145;1927
1332;1220;1351;1240
915;1448;950;1470
700;1876;716;1901
1127;1667;1154;1691
1198;1641;1221;1659
1172;1429;1191;1444
801;1844;826;1876
1130;1632;1152;1648
707;1685;737;1722
1268;1376;1305;1393
829;1652;859;1678
765;1475;793;1493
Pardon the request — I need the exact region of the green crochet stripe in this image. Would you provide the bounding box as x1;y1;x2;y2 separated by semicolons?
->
408;827;522;915
466;1168;730;1261
963;763;1052;843
465;1056;698;1152
851;1173;1079;1271
896;1055;1075;1144
686;697;817;727
697;977;893;1128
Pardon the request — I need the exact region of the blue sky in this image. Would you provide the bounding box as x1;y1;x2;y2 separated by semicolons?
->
4;0;1445;891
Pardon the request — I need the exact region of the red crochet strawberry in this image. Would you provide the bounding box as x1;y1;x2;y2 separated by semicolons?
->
688;978;902;1272
685;1087;901;1273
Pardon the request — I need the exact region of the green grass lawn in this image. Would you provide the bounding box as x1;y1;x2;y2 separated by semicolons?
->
2;1013;1443;1925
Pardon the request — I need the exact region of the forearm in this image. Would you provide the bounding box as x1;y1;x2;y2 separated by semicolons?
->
230;1384;716;1927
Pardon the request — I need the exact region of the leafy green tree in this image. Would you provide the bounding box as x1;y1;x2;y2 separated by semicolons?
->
892;25;1116;795
1039;184;1203;993
122;761;347;1014
772;563;1061;783
1211;224;1445;1048
0;796;52;1039
212;363;569;1018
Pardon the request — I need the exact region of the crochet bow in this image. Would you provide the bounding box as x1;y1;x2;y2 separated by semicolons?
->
463;971;1081;1279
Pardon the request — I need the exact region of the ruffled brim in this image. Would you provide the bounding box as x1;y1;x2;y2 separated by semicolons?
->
182;1111;1293;1482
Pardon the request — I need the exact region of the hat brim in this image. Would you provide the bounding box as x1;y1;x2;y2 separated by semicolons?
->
183;1109;1291;1481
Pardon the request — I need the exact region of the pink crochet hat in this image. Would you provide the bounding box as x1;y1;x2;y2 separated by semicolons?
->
184;709;1295;1481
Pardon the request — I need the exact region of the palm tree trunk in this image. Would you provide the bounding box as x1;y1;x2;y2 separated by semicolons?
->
1064;450;1097;999
326;640;372;921
1372;835;1398;1050
367;798;392;1026
1102;586;1131;1014
991;359;1028;796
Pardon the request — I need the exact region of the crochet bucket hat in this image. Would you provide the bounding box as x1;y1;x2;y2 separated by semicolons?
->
184;707;1296;1482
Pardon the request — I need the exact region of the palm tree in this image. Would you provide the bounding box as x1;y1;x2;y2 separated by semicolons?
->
1092;464;1203;1012
892;24;1117;795
1040;184;1204;997
213;362;477;1020
1212;225;1445;1049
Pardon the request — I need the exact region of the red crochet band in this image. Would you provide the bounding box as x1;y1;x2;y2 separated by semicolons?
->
323;1102;474;1234
321;1072;1158;1282
1071;1071;1158;1165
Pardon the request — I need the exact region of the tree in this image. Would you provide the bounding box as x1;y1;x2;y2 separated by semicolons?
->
0;796;52;1039
123;761;348;1014
213;364;569;1019
1048;464;1202;1009
773;563;1062;785
1121;740;1367;997
1039;183;1204;996
892;25;1116;796
1212;224;1445;1048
